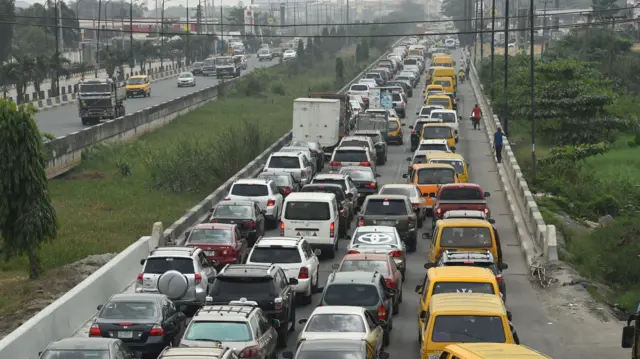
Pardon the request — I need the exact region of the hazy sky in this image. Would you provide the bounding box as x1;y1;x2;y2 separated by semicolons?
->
19;0;249;8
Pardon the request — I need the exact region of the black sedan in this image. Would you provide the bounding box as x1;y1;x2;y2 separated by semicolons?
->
388;80;413;97
89;293;187;358
339;166;380;206
39;338;135;359
209;200;266;246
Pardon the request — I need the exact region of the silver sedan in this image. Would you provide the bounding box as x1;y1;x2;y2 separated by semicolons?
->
177;72;196;87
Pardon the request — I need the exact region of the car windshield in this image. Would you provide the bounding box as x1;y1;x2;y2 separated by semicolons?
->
185;321;252;342
428;90;445;97
379;187;417;197
341;140;369;148
429;159;464;174
127;77;146;84
431;315;506;343
79;84;110;92
364;199;407;215
41;350;110;359
203;58;215;66
388;121;399;130
432;281;495;295
213;204;253;219
179;73;193;78
431;112;456;123
297;351;363;359
258;49;270;54
312;178;346;190
285;201;331;220
258;174;292;187
144;257;194;274
334;150;368;162
418;144;448;152
427;98;450;108
210;277;275;297
249;246;301;263
305;314;366;332
99;300;158;319
342;170;374;181
268;156;300;169
216;57;233;65
416;168;456;184
422;126;453;139
230;184;269;196
351;84;368;91
440;187;484;200
340;260;390;274
187;228;233;244
323;284;380;306
440;227;493;248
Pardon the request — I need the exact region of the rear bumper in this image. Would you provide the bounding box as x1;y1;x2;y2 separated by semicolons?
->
122;338;167;355
291;278;312;293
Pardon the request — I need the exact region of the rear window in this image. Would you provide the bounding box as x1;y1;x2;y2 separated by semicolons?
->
404;59;418;65
42;350;109;359
312;178;346;190
187;228;233;244
422;126;453;139
427;98;450;108
434;79;451;88
431;315;506;343
440;227;493;248
430;159;464;174
431;112;456;123
144;257;194;274
365;73;380;79
412;155;427;165
419;108;436;116
417;168;456;184
392;93;402;101
301;186;345;201
213;204;254;219
379;186;418;197
99;301;158;320
397;77;412;82
388;121;399;130
285;201;331;220
431;281;495;295
185;321;252;342
333;150;368;162
211;277;275;297
323;284;380;306
268;156;300;169
231;184;269;196
343;170;374;181
341;140;369;148
306;314;366;332
364;199;408;215
258;174;292;187
439;187;483;200
418;144;448;151
250;246;301;263
340;260;390;274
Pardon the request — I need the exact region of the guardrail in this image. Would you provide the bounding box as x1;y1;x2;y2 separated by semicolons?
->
0;41;399;359
465;49;558;265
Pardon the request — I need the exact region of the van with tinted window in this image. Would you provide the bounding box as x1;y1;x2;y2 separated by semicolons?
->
281;192;339;258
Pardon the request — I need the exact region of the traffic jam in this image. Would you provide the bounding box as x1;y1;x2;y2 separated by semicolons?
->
39;36;551;359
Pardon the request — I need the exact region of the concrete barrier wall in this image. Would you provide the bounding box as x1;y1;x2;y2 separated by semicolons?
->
0;43;398;359
465;50;558;264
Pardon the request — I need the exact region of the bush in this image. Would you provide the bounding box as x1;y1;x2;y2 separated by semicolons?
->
271;81;286;95
590;194;621;217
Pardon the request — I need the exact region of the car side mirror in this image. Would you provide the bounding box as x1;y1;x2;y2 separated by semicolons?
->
507;311;513;321
499;263;509;270
409;125;414;129
177;312;187;321
313;248;322;256
415;285;422;294
623;325;635;348
39;352;43;357
458;116;462;120
489;219;496;224
332;263;340;270
422;192;430;197
298;318;308;325
455;138;459;143
379;352;390;359
406;157;411;162
401;123;406;126
272;319;281;327
208;276;215;283
184;230;191;238
347;193;354;199
97;304;103;311
261;210;267;214
282;352;294;359
424;263;436;269
484;192;491;197
402;174;408;178
140;259;146;265
210;259;219;267
378;319;388;327
419;310;427;319
313;286;325;294
375;174;381;178
415;112;419;115
422;232;431;239
429;192;436;198
289;278;299;285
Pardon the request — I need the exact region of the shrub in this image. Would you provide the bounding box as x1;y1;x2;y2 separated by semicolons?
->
271;81;286;95
590;194;621;217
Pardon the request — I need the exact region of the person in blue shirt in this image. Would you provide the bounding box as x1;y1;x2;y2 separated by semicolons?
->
493;127;505;163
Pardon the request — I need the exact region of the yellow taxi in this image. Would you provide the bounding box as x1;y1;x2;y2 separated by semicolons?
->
440;343;553;359
125;75;151;98
425;153;469;183
409;48;425;58
387;117;404;144
403;163;459;212
426;218;500;264
432;77;455;97
433;55;454;68
426;67;457;87
424;84;445;98
425;94;452;110
415;266;503;339
421;123;457;150
420;293;516;359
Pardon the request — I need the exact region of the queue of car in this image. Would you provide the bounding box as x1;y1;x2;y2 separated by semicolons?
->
37;36;554;359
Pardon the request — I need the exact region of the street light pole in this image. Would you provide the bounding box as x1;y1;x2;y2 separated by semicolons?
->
96;0;102;77
480;0;484;62
503;0;509;135
489;0;495;99
54;0;60;96
529;0;536;183
129;0;134;75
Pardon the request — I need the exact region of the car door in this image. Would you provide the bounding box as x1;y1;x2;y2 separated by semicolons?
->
277;269;294;312
198;252;215;285
302;241;319;282
346;176;359;199
254;203;266;235
235;227;248;260
258;313;278;355
269;181;284;217
365;311;383;353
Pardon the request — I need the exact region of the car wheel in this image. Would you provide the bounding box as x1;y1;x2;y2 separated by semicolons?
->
417;216;423;228
383;329;390;347
393;297;399;314
276;324;288;348
289;305;296;332
399;287;403;303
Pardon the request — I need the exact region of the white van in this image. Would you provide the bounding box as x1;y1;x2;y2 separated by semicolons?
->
281;192;340;259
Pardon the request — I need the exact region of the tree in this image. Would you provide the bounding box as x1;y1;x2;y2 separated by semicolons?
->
296;40;304;57
100;48;128;79
3;56;34;103
135;41;158;74
335;58;344;83
32;55;50;95
0;0;15;63
0;99;58;279
225;5;246;33
13;26;53;57
47;52;70;95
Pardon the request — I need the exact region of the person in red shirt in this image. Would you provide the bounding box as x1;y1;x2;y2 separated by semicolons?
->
471;104;482;130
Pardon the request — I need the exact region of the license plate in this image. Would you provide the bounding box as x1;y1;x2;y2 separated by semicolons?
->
118;331;133;339
378;221;396;226
299;231;313;236
205;250;215;256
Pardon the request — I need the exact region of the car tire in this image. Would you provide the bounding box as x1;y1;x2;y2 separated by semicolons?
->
383;329;390;347
326;243;336;259
399;287;403;303
417;216;423;228
289;304;296;332
276;324;288;348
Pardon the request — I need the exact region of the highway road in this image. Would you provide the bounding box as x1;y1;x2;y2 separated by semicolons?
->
72;49;625;358
37;56;278;138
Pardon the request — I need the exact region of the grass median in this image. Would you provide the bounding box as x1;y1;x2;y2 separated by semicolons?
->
0;44;381;333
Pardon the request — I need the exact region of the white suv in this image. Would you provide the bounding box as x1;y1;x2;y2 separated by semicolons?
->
264;151;314;185
226;178;284;228
246;236;321;304
136;247;217;313
417;139;452;153
329;146;376;173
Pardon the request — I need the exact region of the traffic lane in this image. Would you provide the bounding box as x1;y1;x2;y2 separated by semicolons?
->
36;56;277;137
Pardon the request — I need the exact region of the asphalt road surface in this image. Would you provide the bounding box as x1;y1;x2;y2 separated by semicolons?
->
73;49;625;359
37;56;277;138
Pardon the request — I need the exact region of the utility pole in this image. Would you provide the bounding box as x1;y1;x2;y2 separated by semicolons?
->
305;2;308;36
197;0;202;34
186;0;190;66
294;2;297;36
96;0;102;77
503;0;509;135
541;0;550;54
160;0;165;68
480;0;484;62
54;0;61;96
529;0;536;183
490;0;495;99
473;0;478;62
220;2;224;52
346;0;349;45
129;0;134;75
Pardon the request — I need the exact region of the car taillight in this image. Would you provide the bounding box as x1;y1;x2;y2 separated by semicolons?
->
239;346;260;358
386;278;396;288
411;130;418;135
340;209;345;215
360;161;371;166
210;219;219;223
436;208;442;216
220;247;236;256
366;182;376;188
496;274;503;284
283;187;292;195
267;200;276;206
377;304;387;321
484;208;489;214
348;250;360;254
390;250;403;258
298;267;309;279
358;218;364;226
223;197;231;200
89;324;101;336
412;202;420;209
246;220;257;228
330;222;335;238
280;221;285;236
194;273;202;284
401;102;405;107
274;297;283;310
149;325;165;336
330;161;341;167
137;273;143;285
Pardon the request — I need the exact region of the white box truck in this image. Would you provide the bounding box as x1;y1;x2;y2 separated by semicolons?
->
292;98;342;157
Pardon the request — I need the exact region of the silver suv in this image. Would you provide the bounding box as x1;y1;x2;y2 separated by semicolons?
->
135;247;217;313
158;346;238;359
264;151;313;185
179;299;279;357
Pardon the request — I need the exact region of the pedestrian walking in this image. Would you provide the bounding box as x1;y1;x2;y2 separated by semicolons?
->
471;104;482;130
494;127;505;163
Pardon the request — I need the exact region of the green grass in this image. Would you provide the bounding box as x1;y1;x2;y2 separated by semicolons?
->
0;46;379;326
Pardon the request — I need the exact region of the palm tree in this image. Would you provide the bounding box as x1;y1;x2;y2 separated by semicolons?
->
32;54;49;95
136;41;158;74
100;48;129;79
48;52;70;96
5;55;35;103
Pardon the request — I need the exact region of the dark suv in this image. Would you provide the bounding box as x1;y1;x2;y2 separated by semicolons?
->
357;195;417;252
207;264;298;347
319;271;396;346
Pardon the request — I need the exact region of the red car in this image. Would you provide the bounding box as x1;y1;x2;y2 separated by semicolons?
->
332;253;403;314
184;223;248;269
